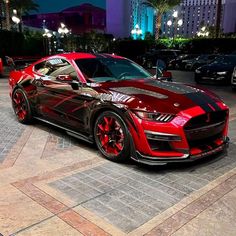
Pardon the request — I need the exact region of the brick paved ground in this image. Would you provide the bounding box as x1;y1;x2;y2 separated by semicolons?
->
1;72;236;235
49;141;236;233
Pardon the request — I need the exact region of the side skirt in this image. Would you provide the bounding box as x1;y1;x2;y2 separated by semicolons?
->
34;117;94;144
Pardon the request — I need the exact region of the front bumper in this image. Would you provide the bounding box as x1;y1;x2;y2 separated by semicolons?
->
195;73;231;84
128;107;229;166
131;138;229;165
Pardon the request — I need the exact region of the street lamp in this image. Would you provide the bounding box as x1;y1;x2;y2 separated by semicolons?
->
57;23;70;52
58;22;69;37
197;26;210;37
167;20;172;27
166;10;183;41
131;24;143;39
173;10;178;18
43;28;53;55
11;9;20;24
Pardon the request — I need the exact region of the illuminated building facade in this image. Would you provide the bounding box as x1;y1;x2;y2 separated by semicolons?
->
23;4;106;34
161;0;236;38
106;0;155;39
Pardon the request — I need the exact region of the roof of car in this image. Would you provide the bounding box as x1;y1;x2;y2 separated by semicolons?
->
48;52;125;61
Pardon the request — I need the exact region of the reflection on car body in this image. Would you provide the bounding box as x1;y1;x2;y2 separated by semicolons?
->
9;53;229;165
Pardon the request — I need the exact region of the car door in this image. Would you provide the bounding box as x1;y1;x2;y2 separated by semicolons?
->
33;58;92;133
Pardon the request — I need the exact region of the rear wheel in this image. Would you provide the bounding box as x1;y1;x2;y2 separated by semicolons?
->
94;111;130;162
12;88;32;124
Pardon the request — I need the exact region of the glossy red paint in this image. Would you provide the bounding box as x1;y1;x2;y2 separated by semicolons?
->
9;53;229;165
0;58;3;76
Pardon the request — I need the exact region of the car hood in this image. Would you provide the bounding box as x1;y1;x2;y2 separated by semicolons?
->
200;63;234;72
91;79;222;114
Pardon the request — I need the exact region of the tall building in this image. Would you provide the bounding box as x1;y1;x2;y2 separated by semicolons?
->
106;0;155;39
23;4;106;34
161;0;236;38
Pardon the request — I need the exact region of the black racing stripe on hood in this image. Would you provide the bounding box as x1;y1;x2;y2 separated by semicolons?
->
185;92;221;112
146;80;198;94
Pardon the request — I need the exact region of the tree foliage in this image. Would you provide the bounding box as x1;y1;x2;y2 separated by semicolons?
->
10;0;39;16
144;0;180;14
144;0;181;39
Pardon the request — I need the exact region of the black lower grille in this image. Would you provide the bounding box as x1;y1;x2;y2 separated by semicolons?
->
188;134;222;148
147;139;172;151
185;110;227;130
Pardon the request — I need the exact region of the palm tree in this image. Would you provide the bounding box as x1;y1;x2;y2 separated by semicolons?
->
2;0;11;30
215;0;222;38
10;0;39;32
144;0;181;40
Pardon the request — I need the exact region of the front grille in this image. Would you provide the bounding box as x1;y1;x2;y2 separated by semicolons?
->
184;110;227;147
185;110;227;130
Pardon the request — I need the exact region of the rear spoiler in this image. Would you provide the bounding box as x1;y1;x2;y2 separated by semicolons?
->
5;56;41;70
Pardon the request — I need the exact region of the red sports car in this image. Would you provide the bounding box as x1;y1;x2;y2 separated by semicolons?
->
0;58;3;77
9;53;229;165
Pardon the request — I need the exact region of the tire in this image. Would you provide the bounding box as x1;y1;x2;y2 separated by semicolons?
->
94;111;130;162
12;88;33;124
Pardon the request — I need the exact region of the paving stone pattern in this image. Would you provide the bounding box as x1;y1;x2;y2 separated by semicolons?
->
47;132;78;150
50;142;236;233
0;82;26;163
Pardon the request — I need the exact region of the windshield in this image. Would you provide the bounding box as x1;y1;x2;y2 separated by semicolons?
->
211;56;236;65
75;58;152;82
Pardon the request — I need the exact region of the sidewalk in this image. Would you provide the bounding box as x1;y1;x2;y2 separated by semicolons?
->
0;77;236;236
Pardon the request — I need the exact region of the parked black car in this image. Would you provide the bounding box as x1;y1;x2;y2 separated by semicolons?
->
168;54;199;70
185;54;219;71
139;49;181;68
194;55;236;84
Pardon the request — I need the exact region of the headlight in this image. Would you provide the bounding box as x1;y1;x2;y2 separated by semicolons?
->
195;69;201;74
134;111;175;122
217;71;227;75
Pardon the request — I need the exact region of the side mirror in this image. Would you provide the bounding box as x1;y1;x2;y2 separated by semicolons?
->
162;71;172;82
70;80;80;90
56;75;73;82
156;70;172;82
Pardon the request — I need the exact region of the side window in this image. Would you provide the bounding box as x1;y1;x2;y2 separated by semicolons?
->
35;58;78;81
34;61;47;75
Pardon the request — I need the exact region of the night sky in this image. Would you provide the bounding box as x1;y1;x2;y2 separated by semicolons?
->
34;0;106;13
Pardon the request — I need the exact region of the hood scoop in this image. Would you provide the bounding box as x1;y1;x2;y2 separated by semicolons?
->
111;87;168;99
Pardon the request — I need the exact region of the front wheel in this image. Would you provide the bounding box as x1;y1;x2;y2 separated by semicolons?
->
94;111;130;162
12;88;33;124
